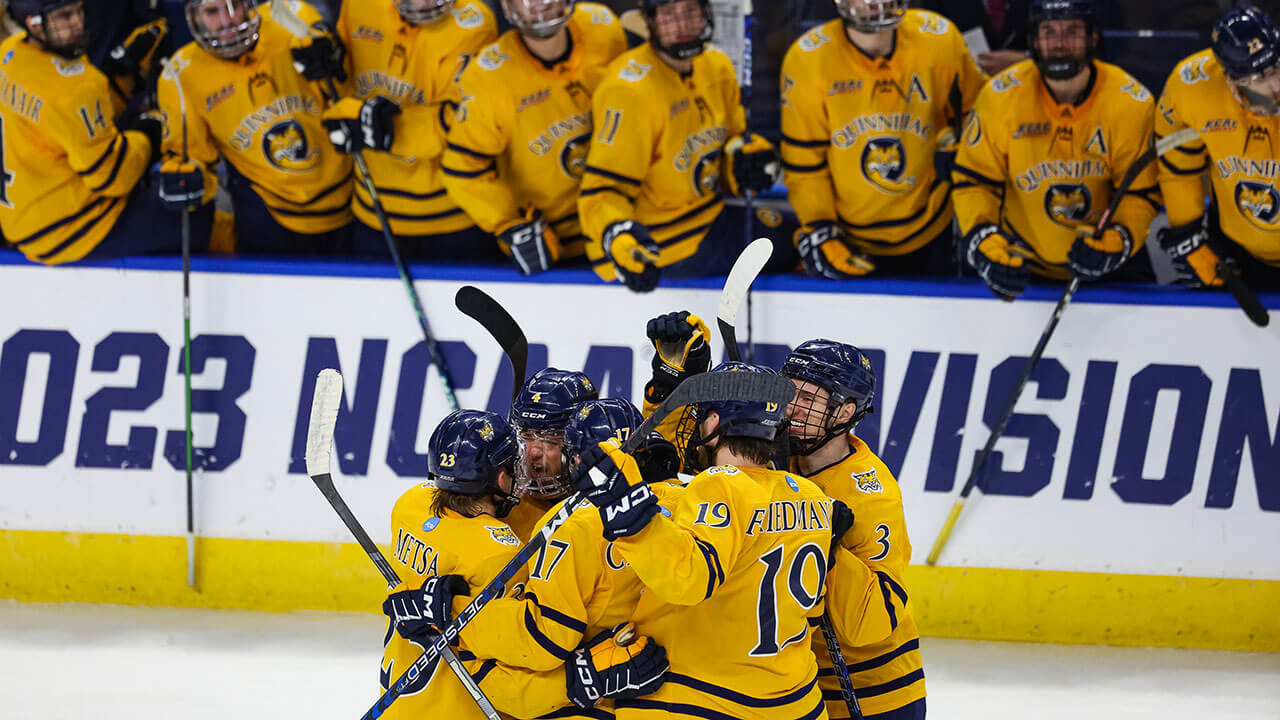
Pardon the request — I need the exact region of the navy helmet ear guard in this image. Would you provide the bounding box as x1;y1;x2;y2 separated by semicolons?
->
1026;0;1098;81
563;398;644;461
428;410;521;518
640;0;713;60
781;339;876;456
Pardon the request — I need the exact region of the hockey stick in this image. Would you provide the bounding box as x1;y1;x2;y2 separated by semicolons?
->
926;127;1200;565
361;370;797;720
271;0;460;413
718;237;773;362
741;3;756;362
1217;259;1270;327
305;369;502;720
455;286;528;402
817;614;864;720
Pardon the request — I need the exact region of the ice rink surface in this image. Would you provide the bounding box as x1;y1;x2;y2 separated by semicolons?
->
2;600;1276;719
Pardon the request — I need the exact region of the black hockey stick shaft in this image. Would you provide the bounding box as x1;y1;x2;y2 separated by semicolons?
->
1218;260;1270;327
455;286;529;401
818;614;864;719
742;10;756;363
362;372;797;720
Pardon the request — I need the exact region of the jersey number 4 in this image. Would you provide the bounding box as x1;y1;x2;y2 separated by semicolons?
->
0;116;14;208
751;542;827;657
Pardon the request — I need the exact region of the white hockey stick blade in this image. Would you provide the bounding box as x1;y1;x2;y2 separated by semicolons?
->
305;369;343;478
269;0;313;39
717;238;773;359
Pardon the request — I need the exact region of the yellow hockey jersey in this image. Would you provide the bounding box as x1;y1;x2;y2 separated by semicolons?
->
443;2;626;259
0;34;153;264
612;465;832;720
953;59;1158;279
336;0;497;237
780;12;984;256
579;43;746;282
1157;50;1280;267
804;435;920;719
158;3;353;235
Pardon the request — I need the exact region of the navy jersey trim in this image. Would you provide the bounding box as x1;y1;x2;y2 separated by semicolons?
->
524;606;573;660
666;672;817;707
34;198;120;260
447;142;496;160
854;668;925;698
584;165;643;186
88;133;130;193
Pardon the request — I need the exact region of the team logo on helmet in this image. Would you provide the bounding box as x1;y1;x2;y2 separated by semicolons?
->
1044;183;1092;225
853;468;883;494
560;132;590;178
262;120;319;172
1235;180;1280;229
692;149;724;197
860;137;914;194
478;421;495;442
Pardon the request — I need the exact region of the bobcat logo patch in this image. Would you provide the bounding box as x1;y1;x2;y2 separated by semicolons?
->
560;131;591;178
1044;183;1091;225
1235;181;1280;229
486;526;520;546
861;137;914;194
262;120;319;172
853;469;883;494
692;149;724;197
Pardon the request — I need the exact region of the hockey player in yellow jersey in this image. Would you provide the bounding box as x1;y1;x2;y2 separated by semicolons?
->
317;0;498;260
443;0;627;274
781;0;984;279
0;0;208;265
579;0;790;292
572;362;845;720
1155;7;1280;291
952;0;1158;299
782;340;921;720
158;0;353;255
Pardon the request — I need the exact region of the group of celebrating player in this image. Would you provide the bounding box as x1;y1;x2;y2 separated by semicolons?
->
3;0;1278;294
375;309;922;720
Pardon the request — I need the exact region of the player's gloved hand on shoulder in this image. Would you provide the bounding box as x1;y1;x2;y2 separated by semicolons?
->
1158;219;1223;288
796;221;875;279
154;158;208;212
323;96;400;154
645;310;711;403
121;112;164;165
724;133;781;196
966;223;1030;301
499;208;561;275
382;574;470;644
103;18;168;78
634;433;681;482
1068;223;1133;279
603;220;661;293
933;127;958;183
566;623;669;709
572;441;658;540
290;26;348;83
829;499;854;558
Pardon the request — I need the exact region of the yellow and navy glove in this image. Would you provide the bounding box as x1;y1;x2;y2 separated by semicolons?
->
603;220;661;293
323;96;400;154
1068;223;1133;279
1158;219;1223;288
566;624;669;710
103;18;169;80
290;24;348;83
796;221;875;279
382;574;470;645
154;158;211;212
645;310;711;403
966;222;1030;301
498;208;561;275
723;133;781;196
572;440;656;540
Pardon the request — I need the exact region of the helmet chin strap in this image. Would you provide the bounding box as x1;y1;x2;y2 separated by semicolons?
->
1236;83;1280;116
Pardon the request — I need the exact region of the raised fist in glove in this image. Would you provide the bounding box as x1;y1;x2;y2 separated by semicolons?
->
566;623;669;709
603;220;661;293
103;18;169;80
796;221;875;279
1068;223;1133;279
572;441;658;540
723;133;781;196
154;158;209;212
291;26;348;83
499;208;561;275
323;96;400;154
645;310;711;403
966;223;1029;301
382;574;470;644
1158;219;1223;288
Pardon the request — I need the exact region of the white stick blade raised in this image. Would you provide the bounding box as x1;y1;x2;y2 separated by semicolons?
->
305;369;343;477
717;237;773;329
269;0;312;39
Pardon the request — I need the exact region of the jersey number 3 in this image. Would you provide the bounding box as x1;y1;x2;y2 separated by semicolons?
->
751;542;827;657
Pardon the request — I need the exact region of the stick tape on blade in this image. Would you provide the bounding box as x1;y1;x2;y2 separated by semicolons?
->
305;369;343;477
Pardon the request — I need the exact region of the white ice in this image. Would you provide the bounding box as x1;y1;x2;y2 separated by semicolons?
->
1;600;1276;719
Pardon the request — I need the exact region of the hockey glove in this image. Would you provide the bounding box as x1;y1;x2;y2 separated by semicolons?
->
572;441;659;540
796;222;875;279
290;27;348;83
634;432;681;482
154;158;208;212
103;18;169;80
1158;220;1223;288
499;208;562;275
723;133;781;196
933;127;958;184
645;310;711;403
323;96;400;154
966;223;1030;301
603;220;661;293
566;624;669;710
1068;223;1133;279
829;499;854;558
122;112;164;165
382;574;470;644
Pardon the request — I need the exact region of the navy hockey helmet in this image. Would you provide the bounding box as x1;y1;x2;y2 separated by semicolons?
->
781;339;876;456
501;0;575;39
563;398;644;460
10;0;89;58
1027;0;1098;80
832;0;907;34
185;0;260;61
695;362;788;442
511;368;598;497
640;0;712;60
428;410;521;518
396;0;455;26
1213;8;1280;116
